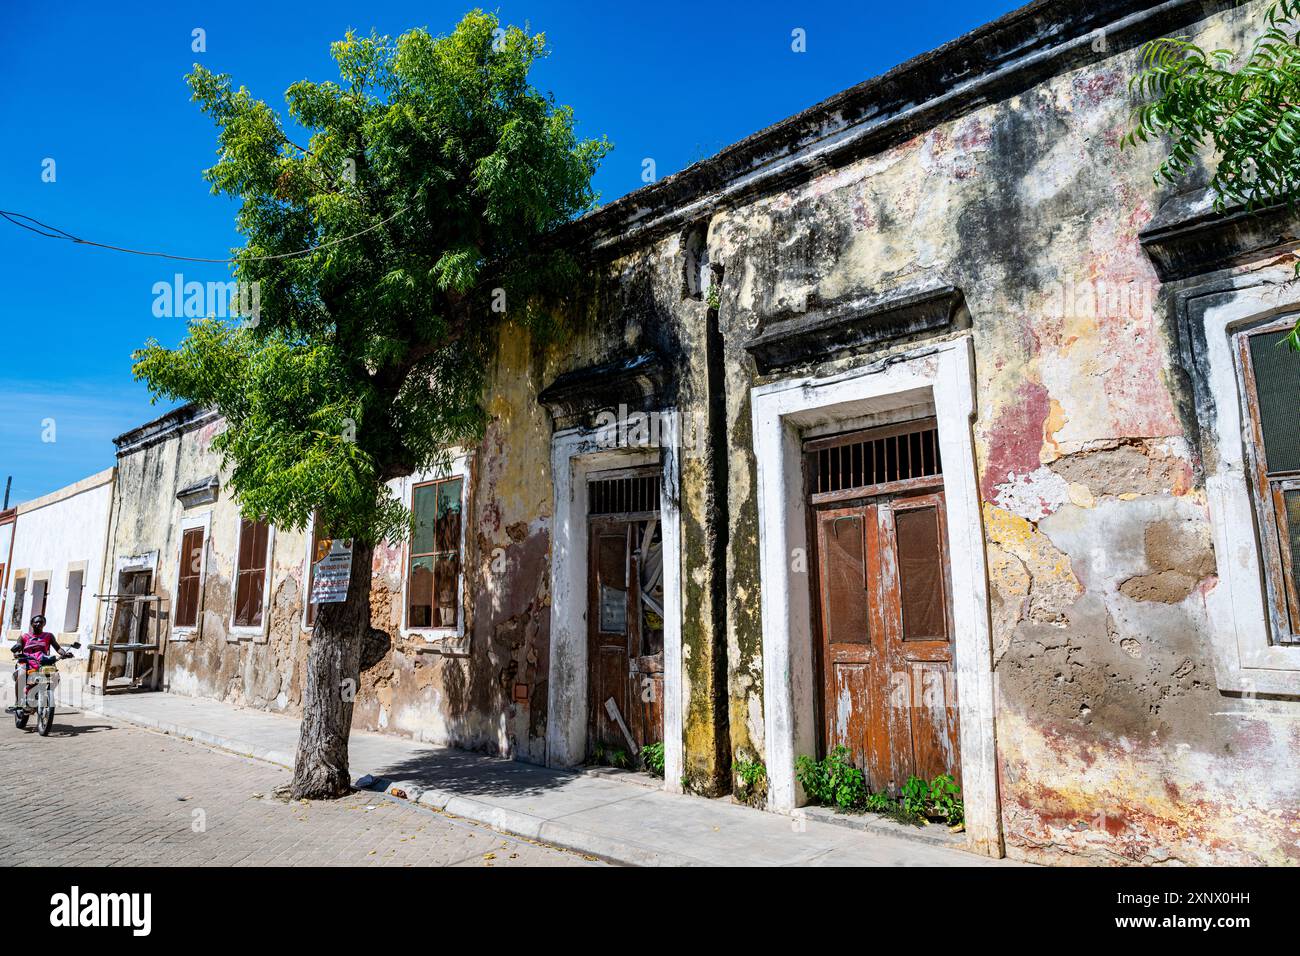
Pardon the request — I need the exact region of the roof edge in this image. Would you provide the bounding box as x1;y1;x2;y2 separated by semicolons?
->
565;0;1232;257
14;467;116;516
113;403;219;455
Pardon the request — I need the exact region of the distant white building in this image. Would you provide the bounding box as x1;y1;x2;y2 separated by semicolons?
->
0;509;13;628
3;468;115;652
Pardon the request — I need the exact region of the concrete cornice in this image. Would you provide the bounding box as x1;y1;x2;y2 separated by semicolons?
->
14;467;116;515
1139;187;1300;281
113;403;220;457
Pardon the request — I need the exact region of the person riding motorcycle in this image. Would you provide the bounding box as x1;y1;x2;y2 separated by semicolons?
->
11;614;72;706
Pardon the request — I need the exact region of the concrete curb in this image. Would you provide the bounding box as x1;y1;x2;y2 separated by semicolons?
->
801;805;967;850
79;698;697;866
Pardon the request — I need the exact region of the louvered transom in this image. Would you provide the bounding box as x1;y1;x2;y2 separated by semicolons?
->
588;472;662;517
808;421;942;498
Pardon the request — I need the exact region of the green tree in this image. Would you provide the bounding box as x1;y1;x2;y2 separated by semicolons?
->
134;11;609;798
1128;0;1300;347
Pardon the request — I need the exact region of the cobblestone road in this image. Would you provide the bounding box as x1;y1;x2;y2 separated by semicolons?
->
0;709;598;867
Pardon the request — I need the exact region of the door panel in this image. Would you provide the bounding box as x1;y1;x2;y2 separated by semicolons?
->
812;483;961;794
587;512;665;759
908;661;960;784
894;505;947;641
884;492;960;788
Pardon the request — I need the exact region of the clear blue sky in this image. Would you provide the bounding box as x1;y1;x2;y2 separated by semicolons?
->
0;0;1022;505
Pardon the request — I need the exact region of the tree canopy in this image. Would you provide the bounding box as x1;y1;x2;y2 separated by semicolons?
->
135;11;610;542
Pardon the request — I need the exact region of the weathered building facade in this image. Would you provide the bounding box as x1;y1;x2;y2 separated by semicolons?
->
65;0;1300;865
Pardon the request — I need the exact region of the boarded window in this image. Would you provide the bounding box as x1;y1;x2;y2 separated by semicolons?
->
1239;325;1300;642
175;528;205;629
10;574;25;628
408;478;463;629
64;568;85;632
234;518;270;628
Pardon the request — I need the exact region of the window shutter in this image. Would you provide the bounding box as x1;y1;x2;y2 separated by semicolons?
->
64;569;84;632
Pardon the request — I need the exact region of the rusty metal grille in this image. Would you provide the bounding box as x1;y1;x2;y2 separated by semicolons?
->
808;421;942;497
588;472;661;516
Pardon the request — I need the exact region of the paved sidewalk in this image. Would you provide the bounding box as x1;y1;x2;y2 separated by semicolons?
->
73;689;998;867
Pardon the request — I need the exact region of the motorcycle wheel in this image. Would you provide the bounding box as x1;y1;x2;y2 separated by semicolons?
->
36;698;52;737
14;711;28;729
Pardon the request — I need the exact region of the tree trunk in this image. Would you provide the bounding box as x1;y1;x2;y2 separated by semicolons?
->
290;539;375;799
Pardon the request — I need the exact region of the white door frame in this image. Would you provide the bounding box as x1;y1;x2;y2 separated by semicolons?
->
545;414;685;791
750;337;1003;856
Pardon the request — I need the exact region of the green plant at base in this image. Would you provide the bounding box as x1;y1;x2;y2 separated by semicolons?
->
641;741;665;778
608;748;631;769
865;791;892;813
900;775;931;819
734;757;767;789
795;746;867;812
798;752;964;824
928;773;964;826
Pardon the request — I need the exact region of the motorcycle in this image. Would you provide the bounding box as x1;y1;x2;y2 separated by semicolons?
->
8;642;80;736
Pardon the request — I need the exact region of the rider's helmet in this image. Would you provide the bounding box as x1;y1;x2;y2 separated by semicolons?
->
29;614;46;633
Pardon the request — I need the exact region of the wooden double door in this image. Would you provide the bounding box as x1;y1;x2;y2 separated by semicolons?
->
587;499;665;759
808;421;961;794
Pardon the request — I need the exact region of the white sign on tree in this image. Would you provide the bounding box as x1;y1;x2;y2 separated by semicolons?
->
311;538;354;604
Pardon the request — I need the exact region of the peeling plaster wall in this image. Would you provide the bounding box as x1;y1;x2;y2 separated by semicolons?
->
107;308;645;765
107;416;310;715
689;0;1298;863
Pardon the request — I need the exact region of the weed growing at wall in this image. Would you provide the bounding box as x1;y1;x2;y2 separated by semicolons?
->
796;747;964;828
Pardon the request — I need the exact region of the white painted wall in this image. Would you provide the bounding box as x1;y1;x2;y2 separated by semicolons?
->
5;469;114;652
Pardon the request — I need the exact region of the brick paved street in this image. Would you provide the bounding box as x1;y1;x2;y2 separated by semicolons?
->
0;709;599;867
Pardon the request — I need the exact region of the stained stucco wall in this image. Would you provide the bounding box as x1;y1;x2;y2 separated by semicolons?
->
107;310;640;763
681;0;1297;863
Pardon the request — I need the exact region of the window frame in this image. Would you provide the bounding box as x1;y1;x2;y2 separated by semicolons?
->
399;454;469;647
1235;316;1300;645
1172;272;1300;696
62;561;88;636
29;572;50;622
301;512;332;632
171;512;211;639
230;516;275;639
9;571;27;631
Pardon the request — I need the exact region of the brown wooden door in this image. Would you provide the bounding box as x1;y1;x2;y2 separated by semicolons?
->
808;421;960;794
587;515;665;759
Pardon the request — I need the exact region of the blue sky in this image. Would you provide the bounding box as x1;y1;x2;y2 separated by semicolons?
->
0;0;1021;504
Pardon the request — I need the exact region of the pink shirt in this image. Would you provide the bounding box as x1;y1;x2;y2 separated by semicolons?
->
17;632;54;672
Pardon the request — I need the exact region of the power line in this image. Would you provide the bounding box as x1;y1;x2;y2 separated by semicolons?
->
0;205;409;264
